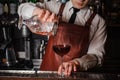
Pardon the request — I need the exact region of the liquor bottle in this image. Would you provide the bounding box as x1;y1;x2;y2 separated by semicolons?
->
94;0;102;16
0;0;4;15
9;0;18;15
4;3;9;14
8;0;19;29
0;0;4;26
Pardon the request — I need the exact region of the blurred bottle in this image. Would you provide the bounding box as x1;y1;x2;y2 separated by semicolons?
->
4;3;8;14
9;0;18;15
0;0;4;15
0;0;4;26
94;0;102;16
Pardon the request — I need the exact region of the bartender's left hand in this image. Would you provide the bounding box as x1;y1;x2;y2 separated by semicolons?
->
57;60;80;76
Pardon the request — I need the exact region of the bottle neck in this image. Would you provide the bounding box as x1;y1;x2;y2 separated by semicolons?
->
4;3;8;14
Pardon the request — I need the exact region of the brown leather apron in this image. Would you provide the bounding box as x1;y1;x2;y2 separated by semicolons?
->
40;4;96;71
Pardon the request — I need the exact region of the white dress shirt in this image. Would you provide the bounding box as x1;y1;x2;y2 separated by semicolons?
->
18;1;107;71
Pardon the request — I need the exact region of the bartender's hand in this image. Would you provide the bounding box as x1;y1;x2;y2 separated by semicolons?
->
57;60;80;76
33;8;58;23
28;7;58;35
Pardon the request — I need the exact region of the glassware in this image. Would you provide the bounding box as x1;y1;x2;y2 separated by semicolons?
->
53;44;70;58
52;37;71;77
22;15;57;36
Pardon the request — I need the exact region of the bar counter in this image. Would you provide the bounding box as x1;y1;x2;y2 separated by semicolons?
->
0;70;120;80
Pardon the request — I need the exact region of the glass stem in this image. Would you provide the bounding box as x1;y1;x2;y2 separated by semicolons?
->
61;57;64;77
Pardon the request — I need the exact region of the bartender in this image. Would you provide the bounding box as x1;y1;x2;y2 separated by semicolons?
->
18;0;107;76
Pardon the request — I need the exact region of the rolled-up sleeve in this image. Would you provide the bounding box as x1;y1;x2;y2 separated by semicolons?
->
18;2;36;19
88;14;107;66
74;54;98;71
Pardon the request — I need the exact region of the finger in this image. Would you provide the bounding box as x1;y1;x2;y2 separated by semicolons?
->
42;10;51;22
47;13;58;22
38;9;45;18
69;61;77;72
63;64;68;75
50;13;58;22
38;9;46;22
73;64;77;72
66;63;72;76
58;65;63;75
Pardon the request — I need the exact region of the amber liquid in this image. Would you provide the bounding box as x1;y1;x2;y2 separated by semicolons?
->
53;45;71;57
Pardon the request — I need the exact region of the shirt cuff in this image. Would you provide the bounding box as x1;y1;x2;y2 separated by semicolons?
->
73;54;98;71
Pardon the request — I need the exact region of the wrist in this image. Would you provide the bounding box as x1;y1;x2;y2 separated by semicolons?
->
70;59;80;71
72;59;80;66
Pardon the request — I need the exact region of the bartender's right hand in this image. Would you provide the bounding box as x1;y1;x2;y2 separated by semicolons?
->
33;8;58;23
27;7;58;35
